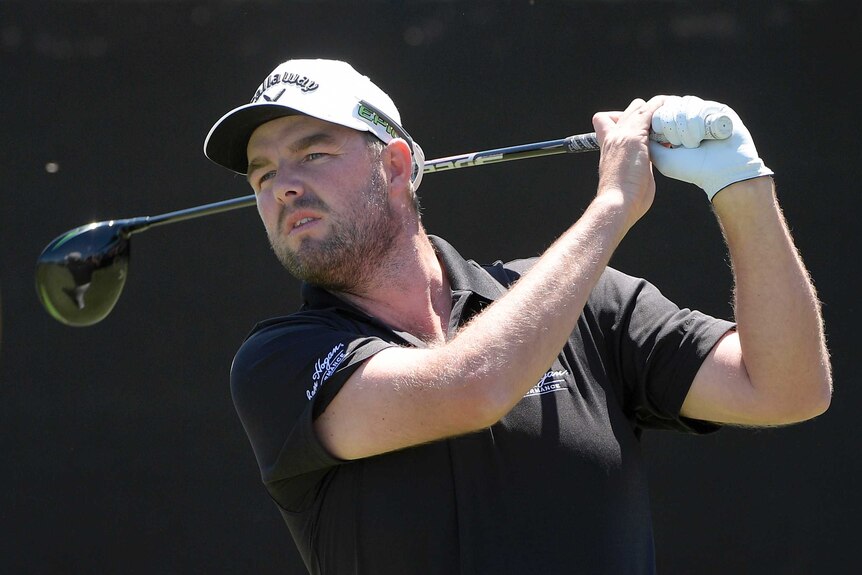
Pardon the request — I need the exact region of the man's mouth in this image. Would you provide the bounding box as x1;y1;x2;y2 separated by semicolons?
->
294;217;317;229
286;215;321;236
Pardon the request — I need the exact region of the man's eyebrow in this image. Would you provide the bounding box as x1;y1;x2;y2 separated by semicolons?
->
246;132;339;182
289;132;338;152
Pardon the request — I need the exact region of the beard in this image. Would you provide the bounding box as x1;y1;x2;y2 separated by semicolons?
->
267;164;401;293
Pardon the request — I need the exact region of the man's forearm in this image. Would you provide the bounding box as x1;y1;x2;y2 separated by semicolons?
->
443;194;634;425
423;98;662;429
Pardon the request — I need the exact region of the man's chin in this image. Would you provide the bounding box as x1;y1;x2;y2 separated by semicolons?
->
273;243;328;283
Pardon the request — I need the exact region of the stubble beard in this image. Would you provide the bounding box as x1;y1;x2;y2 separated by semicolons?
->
268;164;401;293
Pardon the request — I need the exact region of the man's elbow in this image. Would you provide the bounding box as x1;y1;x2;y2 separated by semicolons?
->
804;373;833;419
795;389;831;423
772;373;833;424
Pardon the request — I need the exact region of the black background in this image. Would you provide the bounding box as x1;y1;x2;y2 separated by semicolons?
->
1;1;859;573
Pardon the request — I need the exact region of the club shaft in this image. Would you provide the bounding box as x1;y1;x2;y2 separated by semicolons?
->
139;194;257;234
423;132;599;173
134;131;600;233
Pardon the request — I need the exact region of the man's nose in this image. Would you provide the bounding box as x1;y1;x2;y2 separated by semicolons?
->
272;169;303;205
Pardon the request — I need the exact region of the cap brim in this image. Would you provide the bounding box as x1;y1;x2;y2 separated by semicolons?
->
204;103;304;175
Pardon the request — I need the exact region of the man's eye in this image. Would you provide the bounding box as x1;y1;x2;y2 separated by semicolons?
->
305;152;326;161
259;170;276;185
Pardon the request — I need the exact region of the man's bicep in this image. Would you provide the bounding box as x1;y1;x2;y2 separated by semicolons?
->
681;330;773;426
314;345;489;461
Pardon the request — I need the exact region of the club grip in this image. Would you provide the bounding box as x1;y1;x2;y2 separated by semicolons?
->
650;113;733;145
564;133;600;152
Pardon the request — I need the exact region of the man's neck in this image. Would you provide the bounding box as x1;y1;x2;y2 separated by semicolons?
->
334;231;452;345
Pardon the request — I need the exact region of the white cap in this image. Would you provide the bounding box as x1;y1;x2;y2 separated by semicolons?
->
204;58;425;190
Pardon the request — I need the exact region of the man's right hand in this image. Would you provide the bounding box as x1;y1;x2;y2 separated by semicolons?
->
591;96;666;232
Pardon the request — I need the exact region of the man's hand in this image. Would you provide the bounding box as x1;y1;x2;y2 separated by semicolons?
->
592;96;666;231
648;95;774;201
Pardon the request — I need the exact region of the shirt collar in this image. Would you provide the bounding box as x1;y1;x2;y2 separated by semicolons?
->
427;235;508;301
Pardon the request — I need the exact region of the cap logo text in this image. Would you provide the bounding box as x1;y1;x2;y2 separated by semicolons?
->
357;104;399;139
251;72;319;103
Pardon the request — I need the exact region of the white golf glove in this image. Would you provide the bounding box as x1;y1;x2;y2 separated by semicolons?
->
649;95;774;201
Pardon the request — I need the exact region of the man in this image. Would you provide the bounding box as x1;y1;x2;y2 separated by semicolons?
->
204;59;831;574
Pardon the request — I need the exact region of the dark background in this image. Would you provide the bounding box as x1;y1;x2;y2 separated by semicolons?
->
1;1;859;573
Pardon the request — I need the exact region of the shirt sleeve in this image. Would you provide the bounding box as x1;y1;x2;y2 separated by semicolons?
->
590;267;736;433
229;314;396;510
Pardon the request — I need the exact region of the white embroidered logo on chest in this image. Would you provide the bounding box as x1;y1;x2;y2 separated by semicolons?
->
525;369;569;397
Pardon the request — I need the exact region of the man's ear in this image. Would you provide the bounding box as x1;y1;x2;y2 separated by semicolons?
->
382;138;414;191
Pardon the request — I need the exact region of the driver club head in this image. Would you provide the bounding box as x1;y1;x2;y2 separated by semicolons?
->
35;220;132;327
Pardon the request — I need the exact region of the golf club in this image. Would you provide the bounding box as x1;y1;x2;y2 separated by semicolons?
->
35;115;732;327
